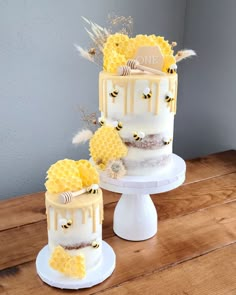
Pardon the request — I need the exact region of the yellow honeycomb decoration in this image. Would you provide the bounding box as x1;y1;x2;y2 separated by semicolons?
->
45;159;99;194
162;55;176;73
155;36;173;56
125;38;137;59
103;50;126;73
45;159;83;194
103;33;176;73
104;33;130;56
133;34;157;48
89;126;128;170
49;245;70;273
76;160;99;187
49;246;86;279
64;255;86;279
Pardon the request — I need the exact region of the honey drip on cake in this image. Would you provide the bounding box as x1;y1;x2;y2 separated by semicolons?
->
46;196;103;233
155;82;160;115
99;72;177;117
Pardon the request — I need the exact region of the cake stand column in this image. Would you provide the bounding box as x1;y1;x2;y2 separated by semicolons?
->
100;154;186;242
113;193;157;241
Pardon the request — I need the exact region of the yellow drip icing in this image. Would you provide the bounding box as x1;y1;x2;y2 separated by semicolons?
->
124;84;127;115
88;206;92;218
45;190;103;233
155;81;160;115
104;80;108;117
54;211;58;231
99;72;178;116
92;204;97;233
130;80;135;113
82;208;86;224
99;202;104;224
47;207;51;230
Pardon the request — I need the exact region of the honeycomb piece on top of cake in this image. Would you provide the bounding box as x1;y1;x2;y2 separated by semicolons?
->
89;126;128;169
76;160;99;187
133;34;157;48
155;36;174;56
45;159;83;194
103;49;126;73
104;33;130;56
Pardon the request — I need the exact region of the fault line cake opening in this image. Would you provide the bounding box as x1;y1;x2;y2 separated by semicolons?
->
73;16;196;178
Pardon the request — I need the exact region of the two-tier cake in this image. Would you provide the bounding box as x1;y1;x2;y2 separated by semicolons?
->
73;17;195;178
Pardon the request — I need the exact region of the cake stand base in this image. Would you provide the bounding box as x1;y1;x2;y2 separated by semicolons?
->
36;241;115;290
114;193;157;241
100;154;186;241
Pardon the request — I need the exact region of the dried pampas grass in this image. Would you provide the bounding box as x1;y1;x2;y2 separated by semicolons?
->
72;129;93;145
175;49;196;63
75;17;110;66
74;45;95;63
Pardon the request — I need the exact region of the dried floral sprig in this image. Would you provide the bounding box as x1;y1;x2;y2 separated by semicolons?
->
74;45;95;63
105;159;127;179
78;106;99;128
107;14;133;37
74;17;110;66
82;16;109;51
72;129;93;145
175;49;196;63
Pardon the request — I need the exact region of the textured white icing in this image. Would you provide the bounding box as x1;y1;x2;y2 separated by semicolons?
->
99;72;177;176
47;205;102;271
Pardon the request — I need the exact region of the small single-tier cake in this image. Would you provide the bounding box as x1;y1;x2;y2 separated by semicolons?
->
44;159;103;279
46;189;103;274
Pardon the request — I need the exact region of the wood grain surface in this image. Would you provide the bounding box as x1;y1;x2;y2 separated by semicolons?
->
0;150;236;295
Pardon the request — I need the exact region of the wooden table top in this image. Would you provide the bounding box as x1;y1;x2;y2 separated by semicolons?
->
1;150;236;295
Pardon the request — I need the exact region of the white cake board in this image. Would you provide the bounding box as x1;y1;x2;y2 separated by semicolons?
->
36;241;116;290
100;154;186;241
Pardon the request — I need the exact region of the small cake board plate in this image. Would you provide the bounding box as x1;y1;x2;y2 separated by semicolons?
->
100;154;186;241
36;241;116;290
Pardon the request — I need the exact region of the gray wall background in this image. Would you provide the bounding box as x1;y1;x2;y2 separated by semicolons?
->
0;0;235;199
174;0;236;159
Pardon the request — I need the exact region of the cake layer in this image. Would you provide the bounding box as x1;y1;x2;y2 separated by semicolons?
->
99;71;178;176
46;190;103;271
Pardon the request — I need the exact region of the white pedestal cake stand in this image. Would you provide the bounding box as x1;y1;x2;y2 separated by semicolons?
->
100;154;186;241
36;241;115;289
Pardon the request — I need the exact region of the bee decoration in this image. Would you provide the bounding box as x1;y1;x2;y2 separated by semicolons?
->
91;240;100;249
165;91;175;103
98;117;106;126
133;131;145;141
87;184;99;194
115;121;123;131
142;87;152;99
59;218;73;229
109;89;119;98
167;64;177;74
163;136;173;145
